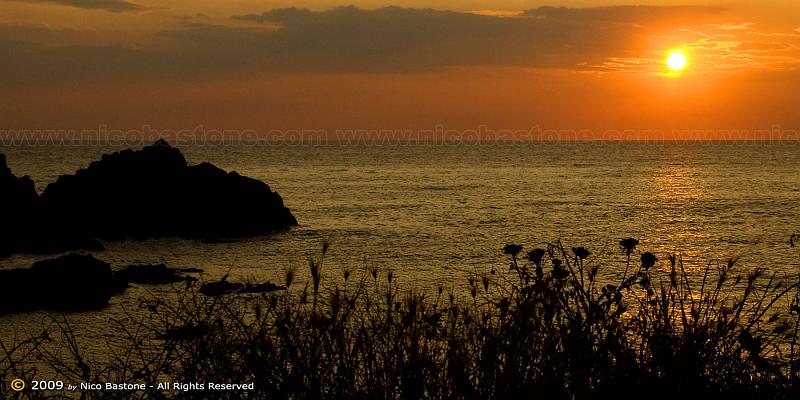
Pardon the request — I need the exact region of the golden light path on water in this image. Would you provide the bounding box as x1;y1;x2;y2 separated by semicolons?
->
647;163;717;272
653;165;704;203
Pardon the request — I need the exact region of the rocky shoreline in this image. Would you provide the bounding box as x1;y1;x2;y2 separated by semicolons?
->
0;140;297;257
0;254;285;314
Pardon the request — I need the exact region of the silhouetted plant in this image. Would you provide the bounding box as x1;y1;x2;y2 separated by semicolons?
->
641;251;657;268
2;240;799;399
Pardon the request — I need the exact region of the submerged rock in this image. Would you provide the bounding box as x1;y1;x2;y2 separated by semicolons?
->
199;279;244;296
239;282;286;294
174;267;205;273
0;254;120;313
116;264;201;285
200;278;286;296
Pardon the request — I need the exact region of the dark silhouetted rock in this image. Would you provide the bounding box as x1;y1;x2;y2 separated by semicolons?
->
0;254;119;314
200;279;244;296
1;153;105;256
0;153;39;258
200;277;285;296
174;267;204;273
0;154;37;205
0;140;296;257
0;255;209;314
40;140;297;241
116;264;200;285
239;281;286;294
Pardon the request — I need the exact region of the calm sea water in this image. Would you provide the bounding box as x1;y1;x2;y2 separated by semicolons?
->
2;141;800;353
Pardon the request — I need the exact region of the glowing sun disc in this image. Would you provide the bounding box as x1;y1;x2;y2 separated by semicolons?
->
667;51;687;71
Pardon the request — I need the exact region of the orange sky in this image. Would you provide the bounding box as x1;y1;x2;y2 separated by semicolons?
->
1;1;799;139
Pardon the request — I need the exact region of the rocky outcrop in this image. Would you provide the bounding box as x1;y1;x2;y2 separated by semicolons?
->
0;154;39;258
0;254;122;313
0;253;282;314
0;140;297;256
0;255;205;314
1;156;98;256
0;154;37;206
40;139;296;240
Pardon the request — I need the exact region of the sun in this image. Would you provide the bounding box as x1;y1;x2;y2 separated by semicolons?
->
667;50;688;71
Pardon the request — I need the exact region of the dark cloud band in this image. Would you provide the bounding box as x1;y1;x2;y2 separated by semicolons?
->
12;0;147;13
0;5;762;87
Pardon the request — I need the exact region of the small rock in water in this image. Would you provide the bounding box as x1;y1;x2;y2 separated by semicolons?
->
116;264;199;285
200;279;285;296
200;280;245;296
239;281;286;294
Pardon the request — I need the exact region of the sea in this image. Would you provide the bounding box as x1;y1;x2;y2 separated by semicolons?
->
1;140;800;358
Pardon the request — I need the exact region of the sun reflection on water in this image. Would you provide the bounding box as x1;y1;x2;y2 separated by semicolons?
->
652;165;704;203
647;164;716;270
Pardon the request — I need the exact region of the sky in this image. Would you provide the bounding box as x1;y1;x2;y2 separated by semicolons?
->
1;1;799;139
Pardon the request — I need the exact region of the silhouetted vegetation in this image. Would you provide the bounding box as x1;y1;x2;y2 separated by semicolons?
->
2;240;800;399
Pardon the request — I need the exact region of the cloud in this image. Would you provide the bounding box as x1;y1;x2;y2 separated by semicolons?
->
467;10;522;18
522;5;724;22
221;5;724;71
2;5;795;87
12;0;147;13
0;39;163;85
0;21;96;44
707;22;754;31
174;13;209;22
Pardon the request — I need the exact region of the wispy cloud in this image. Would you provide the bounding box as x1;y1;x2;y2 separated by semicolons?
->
707;22;754;31
748;30;800;38
11;0;148;13
467;10;522;18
